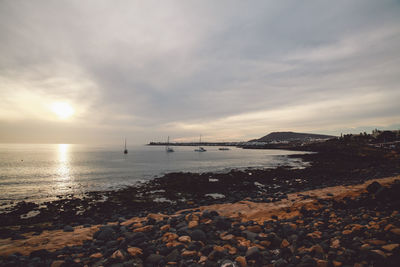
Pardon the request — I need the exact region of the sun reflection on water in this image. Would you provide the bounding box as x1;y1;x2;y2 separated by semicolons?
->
54;144;74;194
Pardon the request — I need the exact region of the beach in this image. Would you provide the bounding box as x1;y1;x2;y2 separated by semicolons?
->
0;139;399;266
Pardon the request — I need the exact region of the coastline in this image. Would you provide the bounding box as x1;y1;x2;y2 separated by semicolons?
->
0;139;399;266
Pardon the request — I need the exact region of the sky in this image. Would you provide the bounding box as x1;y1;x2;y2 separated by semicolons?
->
1;0;400;144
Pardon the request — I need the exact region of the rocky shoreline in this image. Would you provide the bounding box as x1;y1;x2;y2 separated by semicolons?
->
0;139;399;266
1;176;399;267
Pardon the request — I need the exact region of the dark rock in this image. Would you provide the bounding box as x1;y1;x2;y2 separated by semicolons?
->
366;181;382;194
245;247;262;262
190;229;206;241
145;254;165;266
166;249;179;262
274;258;288;267
214;216;231;230
94;226;116;241
63;225;74;232
29;249;52;259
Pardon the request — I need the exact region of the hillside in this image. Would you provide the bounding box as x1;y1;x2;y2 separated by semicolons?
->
250;131;335;142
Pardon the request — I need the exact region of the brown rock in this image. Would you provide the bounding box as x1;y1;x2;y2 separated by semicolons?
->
178;235;191;243
371;250;387;258
342;230;352;235
162;232;179;242
213;245;226;252
281;239;290;248
166;241;184;248
367;239;386;245
51;260;65;267
160;224;170;231
247;225;262;233
332;260;342;267
127;247;143;257
316;259;328;267
223;244;237;255
221;234;235;241
198;256;207;264
311;244;324;254
235;256;247;267
111;250;125;260
382;243;399;252
353;263;363;267
90;252;103;258
182;250;197;257
188;221;198;228
133;225;153;232
390;228;400;235
331;239;340;249
307;231;322;239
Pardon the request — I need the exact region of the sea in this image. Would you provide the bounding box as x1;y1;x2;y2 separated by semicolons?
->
0;144;308;206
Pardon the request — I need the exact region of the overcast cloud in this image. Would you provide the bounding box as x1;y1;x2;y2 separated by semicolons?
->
1;0;399;144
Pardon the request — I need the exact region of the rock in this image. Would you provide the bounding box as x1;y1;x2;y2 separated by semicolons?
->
208;250;227;262
127;247;143;257
390;228;400;235
214;216;231;230
166;249;179;262
178;235;191;243
30;249;52;259
316;260;328;267
332;260;342;267
188;221;198;228
160;224;170;231
235;256;247;267
220;260;237;267
63;225;74;232
162;232;179;242
133;225;153;232
90;252;103;258
94;226;116;241
190;229;206;241
111;250;125;261
145;254;165;266
382;243;399;252
247;225;262;233
181;250;197;258
202;210;219;219
366;181;382;194
245;246;262;262
51;260;65;267
297;256;317;267
281;239;290;248
274;258;288;267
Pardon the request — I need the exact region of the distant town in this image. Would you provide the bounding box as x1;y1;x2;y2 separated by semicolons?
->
149;130;400;150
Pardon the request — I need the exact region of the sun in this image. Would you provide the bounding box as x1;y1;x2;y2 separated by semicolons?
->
51;102;75;119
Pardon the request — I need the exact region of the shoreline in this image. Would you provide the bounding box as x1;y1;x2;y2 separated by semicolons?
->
0;139;399;266
1;175;399;266
1;140;399;237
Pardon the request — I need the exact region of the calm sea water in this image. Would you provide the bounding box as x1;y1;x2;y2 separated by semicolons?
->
0;144;308;205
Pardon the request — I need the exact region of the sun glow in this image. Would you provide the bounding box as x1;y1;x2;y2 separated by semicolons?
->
51;102;75;119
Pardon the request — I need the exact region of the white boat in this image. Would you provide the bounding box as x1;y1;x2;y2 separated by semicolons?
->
194;135;207;152
166;136;174;152
124;138;128;154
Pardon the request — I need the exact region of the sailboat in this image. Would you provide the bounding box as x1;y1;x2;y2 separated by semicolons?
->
194;135;207;152
166;136;174;152
124;138;128;154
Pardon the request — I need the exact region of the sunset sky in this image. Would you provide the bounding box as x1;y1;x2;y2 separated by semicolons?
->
1;1;399;144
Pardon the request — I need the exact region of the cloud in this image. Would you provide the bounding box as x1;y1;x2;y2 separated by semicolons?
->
0;0;399;143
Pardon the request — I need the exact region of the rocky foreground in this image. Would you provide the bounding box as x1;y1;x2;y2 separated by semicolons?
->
1;176;399;267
